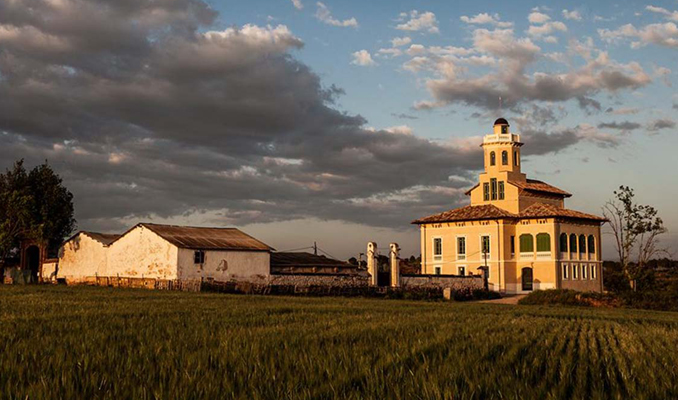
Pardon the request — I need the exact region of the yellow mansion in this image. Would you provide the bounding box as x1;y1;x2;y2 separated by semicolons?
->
413;118;605;293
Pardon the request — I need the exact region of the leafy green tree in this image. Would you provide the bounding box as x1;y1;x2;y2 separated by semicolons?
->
0;160;76;268
603;186;667;291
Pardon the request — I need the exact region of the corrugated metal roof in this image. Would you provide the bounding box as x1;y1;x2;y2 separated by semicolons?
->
140;223;272;251
84;232;121;246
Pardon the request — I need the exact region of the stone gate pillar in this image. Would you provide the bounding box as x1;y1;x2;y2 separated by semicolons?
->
390;243;400;288
367;242;378;286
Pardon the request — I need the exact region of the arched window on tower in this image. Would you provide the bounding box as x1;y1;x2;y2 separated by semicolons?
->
569;234;577;253
490;151;496;166
588;235;596;254
501;151;508;165
559;233;568;252
579;235;586;255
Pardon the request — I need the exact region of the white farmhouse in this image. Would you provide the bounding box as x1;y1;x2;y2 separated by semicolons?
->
58;223;272;283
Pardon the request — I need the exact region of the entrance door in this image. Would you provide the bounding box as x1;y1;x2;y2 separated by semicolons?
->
25;246;40;283
521;267;533;291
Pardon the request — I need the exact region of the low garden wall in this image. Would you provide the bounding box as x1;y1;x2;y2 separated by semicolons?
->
401;274;485;291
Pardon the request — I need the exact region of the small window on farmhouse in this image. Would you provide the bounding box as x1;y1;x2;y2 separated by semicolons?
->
458;266;466;276
483;183;490;201
498;181;505;200
433;238;442;256
194;250;205;264
536;233;551;252
501;151;508;165
569;234;577;253
519;234;534;253
562;263;569;280
559;233;568;252
588;235;595;254
457;237;466;256
490;151;496;166
579;235;586;254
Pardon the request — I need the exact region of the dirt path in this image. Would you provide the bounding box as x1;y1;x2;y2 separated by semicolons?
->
478;294;527;305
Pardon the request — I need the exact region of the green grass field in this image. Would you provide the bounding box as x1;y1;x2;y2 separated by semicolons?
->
1;286;678;399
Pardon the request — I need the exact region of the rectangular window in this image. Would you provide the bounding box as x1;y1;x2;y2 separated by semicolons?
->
498;181;505;200
582;263;588;279
573;263;579;280
562;263;569;280
490;178;498;200
433;238;442;256
591;264;597;279
458;266;466;276
194;250;205;264
481;236;490;257
434;266;442;275
510;235;515;255
483;183;490;201
457;237;466;259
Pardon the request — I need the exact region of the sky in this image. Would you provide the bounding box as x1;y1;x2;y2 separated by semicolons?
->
1;0;677;260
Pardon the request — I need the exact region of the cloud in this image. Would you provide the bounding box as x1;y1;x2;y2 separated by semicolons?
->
527;21;568;39
391;113;419;120
599;22;678;48
528;12;551;24
597;121;641;131
391;36;412;47
290;0;303;10
647;118;676;131
0;0;493;232
410;28;652;110
351;50;377;66
562;9;582;21
606;107;640;115
460;13;513;28
645;5;678;21
396;10;439;34
315;2;358;28
522;124;622;155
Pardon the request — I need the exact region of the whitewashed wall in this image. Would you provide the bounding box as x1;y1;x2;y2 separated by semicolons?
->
58;233;110;282
177;248;269;283
106;226;178;279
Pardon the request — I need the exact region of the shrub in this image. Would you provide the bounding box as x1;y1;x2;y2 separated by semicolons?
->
518;289;616;307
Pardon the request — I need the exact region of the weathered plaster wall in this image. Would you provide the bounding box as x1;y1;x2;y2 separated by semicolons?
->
58;234;109;281
269;273;369;287
107;226;178;279
177;249;269;283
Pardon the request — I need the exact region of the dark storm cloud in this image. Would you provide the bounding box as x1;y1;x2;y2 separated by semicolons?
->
597;121;641;131
0;0;484;230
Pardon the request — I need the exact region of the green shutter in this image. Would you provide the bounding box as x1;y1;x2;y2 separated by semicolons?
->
519;234;533;252
536;233;551;252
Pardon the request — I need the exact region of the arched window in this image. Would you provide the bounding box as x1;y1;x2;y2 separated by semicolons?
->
569;234;577;253
536;233;551;252
501;150;508;165
588;235;595;254
514;151;519;166
519;234;534;253
490;151;496;166
579;235;586;254
559;233;568;252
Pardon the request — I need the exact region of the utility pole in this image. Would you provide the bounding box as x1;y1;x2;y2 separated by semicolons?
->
313;241;318;256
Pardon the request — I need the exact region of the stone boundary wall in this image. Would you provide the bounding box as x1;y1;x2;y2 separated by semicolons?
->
401;274;485;291
269;272;369;288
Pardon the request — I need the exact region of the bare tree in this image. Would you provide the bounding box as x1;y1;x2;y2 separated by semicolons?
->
603;186;666;290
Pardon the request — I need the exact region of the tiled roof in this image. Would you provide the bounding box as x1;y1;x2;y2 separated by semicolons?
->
510;179;571;197
139;223;273;251
412;203;606;224
84;232;121;246
520;203;606;221
412;204;517;224
271;252;350;267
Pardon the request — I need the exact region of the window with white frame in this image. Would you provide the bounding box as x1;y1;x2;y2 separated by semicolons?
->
481;235;490;257
573;263;579;279
562;263;569;280
590;264;596;280
458;266;466;276
433;238;442;258
457;237;466;260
